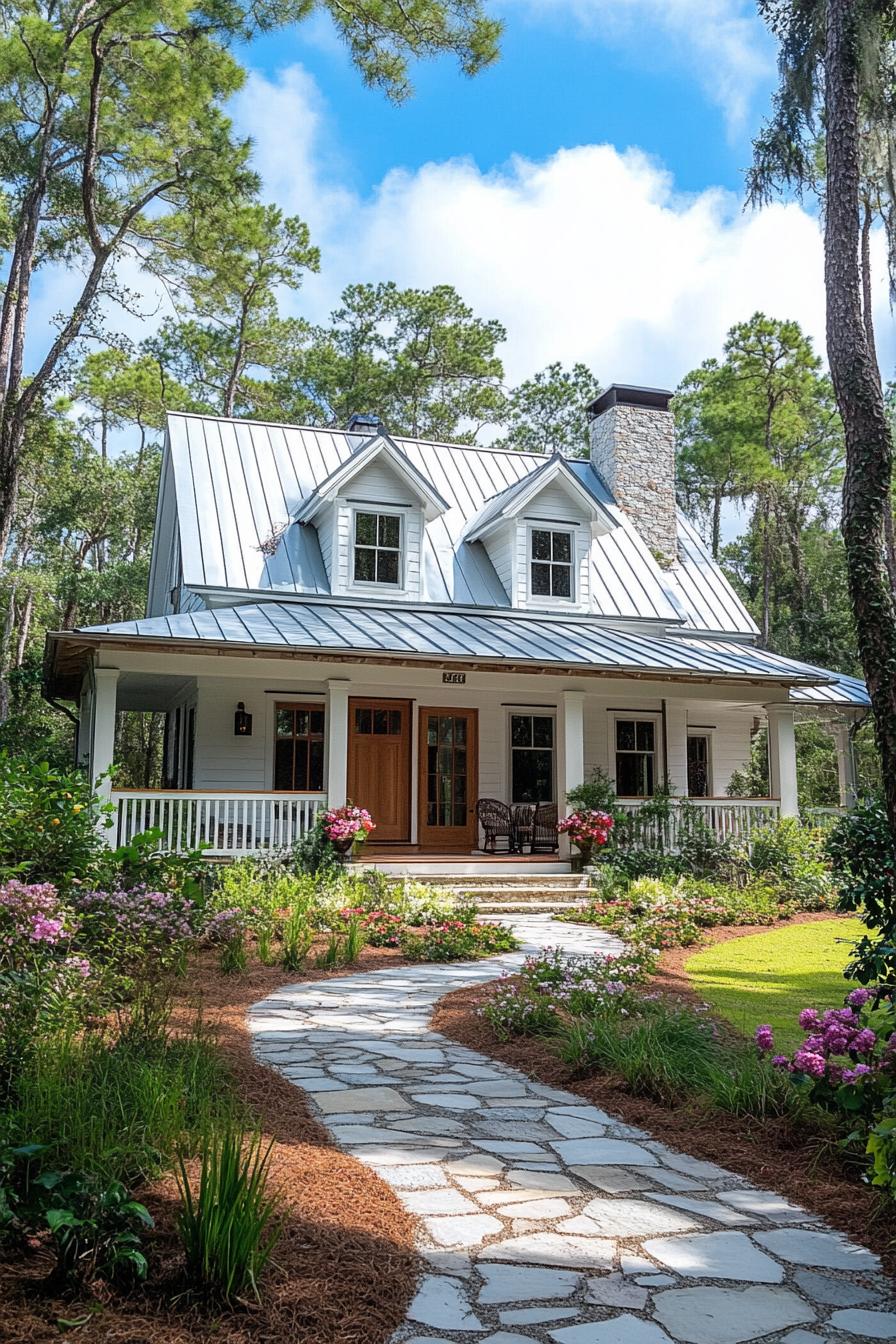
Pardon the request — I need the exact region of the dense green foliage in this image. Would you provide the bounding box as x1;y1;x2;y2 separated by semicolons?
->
828;798;896;987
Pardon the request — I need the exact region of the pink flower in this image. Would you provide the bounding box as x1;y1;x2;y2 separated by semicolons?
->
792;1049;827;1079
754;1024;775;1052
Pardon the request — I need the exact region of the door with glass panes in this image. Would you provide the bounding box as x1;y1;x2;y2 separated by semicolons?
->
418;708;478;850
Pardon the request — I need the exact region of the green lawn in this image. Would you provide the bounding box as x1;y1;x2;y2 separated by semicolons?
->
684;918;866;1051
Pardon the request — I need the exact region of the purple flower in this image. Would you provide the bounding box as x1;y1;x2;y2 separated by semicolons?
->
771;1054;790;1068
754;1024;775;1052
853;1028;877;1054
798;1008;821;1030
842;1063;872;1084
792;1049;827;1079
846;987;872;1008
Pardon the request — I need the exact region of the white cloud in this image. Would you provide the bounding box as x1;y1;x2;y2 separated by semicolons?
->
234;65;894;392
507;0;774;131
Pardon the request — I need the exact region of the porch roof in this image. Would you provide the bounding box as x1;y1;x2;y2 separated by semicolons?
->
44;599;854;699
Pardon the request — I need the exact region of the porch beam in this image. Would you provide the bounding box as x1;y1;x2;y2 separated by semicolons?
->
326;678;350;808
766;704;798;816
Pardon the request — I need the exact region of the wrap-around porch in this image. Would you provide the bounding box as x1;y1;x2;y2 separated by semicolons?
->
70;651;862;864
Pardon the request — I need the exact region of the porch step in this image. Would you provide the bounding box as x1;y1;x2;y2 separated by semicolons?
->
445;885;592;903
406;873;586;888
476;899;590;914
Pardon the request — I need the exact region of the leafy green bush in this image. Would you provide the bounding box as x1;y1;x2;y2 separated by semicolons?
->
827;799;896;987
292;812;342;879
750;817;834;908
0;755;111;890
400;919;518;962
176;1128;282;1304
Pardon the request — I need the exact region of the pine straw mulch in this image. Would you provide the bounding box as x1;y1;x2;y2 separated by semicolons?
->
1;940;422;1344
431;912;896;1279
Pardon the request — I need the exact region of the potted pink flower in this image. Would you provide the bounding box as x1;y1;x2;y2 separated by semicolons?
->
322;804;375;860
557;809;613;871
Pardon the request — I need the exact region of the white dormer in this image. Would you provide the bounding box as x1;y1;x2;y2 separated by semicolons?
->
295;432;448;602
465;455;617;612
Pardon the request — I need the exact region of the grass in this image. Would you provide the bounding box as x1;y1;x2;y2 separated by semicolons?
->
685;917;866;1051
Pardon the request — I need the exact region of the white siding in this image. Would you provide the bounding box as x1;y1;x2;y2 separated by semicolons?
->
482;522;514;599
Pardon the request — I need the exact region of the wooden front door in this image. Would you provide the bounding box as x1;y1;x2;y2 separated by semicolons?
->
347;699;411;843
418;708;478;851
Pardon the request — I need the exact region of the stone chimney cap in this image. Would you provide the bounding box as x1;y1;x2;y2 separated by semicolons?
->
346;411;384;432
587;384;673;419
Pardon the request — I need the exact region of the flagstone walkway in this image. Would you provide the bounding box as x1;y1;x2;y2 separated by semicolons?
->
249;915;896;1344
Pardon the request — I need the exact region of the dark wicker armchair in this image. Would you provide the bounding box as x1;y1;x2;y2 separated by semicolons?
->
531;802;559;853
476;798;514;853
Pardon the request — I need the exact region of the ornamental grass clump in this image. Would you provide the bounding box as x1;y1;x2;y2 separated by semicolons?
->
204;907;248;974
176;1128;282;1304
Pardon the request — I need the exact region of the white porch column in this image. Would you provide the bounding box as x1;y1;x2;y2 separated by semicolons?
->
766;705;798;817
326;678;350;808
834;721;858;809
663;701;690;796
89;668;119;802
76;677;93;768
559;690;585;860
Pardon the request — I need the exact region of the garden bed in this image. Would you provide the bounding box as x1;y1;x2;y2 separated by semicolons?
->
1;939;422;1344
431;916;896;1278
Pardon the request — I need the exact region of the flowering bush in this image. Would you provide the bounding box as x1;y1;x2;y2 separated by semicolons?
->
0;881;75;965
341;907;404;947
0;756;113;892
321;805;375;845
557;809;614;849
480;945;647;1039
74;885;198;982
400;919;518;962
755;989;896;1126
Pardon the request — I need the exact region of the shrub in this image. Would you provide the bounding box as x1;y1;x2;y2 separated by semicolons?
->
480;946;647;1040
176;1128;282;1304
96;828;209;905
400;919;518;962
292;812;344;878
827;799;896;987
75;885;199;987
750;817;834;908
358;909;403;947
0;755;111;890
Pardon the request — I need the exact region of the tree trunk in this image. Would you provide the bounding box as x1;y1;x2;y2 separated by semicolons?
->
825;0;896;839
712;488;722;559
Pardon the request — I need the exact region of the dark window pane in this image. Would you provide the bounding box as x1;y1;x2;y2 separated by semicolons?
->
438;746;452;774
454;747;467;776
455;717;466;745
427;719;438;746
645;754;655;796
511;715;532;748
533;716;554;748
427;770;437;802
531;562;551;595
274;739;294;790
532;529;551;561
376;549;400;584
379;514;401;548
615;753;654;797
439;716;453;744
551;565;571;598
616;720;636;751
512;748;554;803
427;800;437;825
389;710;402;734
294;710;309;737
454;774;467;802
374;709;388;734
354;547;376;582
356;707;372;734
310;710;324;735
309;739;324;791
552;532;571;562
453;803;467;826
276;709;293;737
637;721;655;752
355;512;377;545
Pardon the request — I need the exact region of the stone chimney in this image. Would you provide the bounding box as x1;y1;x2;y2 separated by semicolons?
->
587;384;678;564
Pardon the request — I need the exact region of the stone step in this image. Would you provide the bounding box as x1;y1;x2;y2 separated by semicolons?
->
456;886;592;903
414;873;588;888
476;899;589;913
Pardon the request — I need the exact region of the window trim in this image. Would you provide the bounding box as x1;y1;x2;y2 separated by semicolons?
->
686;730;713;798
611;712;662;798
525;523;577;605
507;708;557;805
273;700;327;794
349;505;408;593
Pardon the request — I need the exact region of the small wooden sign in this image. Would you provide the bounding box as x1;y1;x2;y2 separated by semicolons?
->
442;671;466;684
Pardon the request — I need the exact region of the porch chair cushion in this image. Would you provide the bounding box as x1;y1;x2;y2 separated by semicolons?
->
531;802;559;852
476;797;514;853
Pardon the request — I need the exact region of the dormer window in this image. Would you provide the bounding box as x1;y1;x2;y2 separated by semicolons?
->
353;510;402;586
530;528;573;600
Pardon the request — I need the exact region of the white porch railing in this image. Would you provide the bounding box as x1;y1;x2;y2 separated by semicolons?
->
111;791;326;857
614;797;781;850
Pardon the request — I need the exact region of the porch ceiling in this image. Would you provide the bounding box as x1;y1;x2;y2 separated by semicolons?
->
43;599;847;701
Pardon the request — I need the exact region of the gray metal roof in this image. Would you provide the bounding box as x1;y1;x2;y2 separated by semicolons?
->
160;413;756;634
71;599;834;687
464;453;617;540
791;669;870;709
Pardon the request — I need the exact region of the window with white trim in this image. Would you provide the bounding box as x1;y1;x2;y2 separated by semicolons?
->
530;528;573;599
353;510;402;586
510;713;556;803
614;718;658;797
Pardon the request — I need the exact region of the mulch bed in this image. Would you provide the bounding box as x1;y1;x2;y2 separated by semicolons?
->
431;912;896;1278
1;941;421;1344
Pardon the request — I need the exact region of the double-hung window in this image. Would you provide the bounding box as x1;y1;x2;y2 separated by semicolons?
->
275;704;326;791
510;713;555;803
353;511;402;586
614;718;657;797
530;528;573;599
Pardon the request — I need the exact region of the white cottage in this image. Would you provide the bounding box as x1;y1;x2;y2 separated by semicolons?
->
43;385;869;871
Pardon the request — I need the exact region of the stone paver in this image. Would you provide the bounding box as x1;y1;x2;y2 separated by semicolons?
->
249;913;894;1343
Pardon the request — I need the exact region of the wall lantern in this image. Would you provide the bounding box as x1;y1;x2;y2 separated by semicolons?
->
234;702;253;736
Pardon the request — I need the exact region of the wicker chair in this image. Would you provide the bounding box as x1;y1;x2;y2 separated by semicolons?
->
531;802;559;853
476;798;514;853
511;803;535;854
